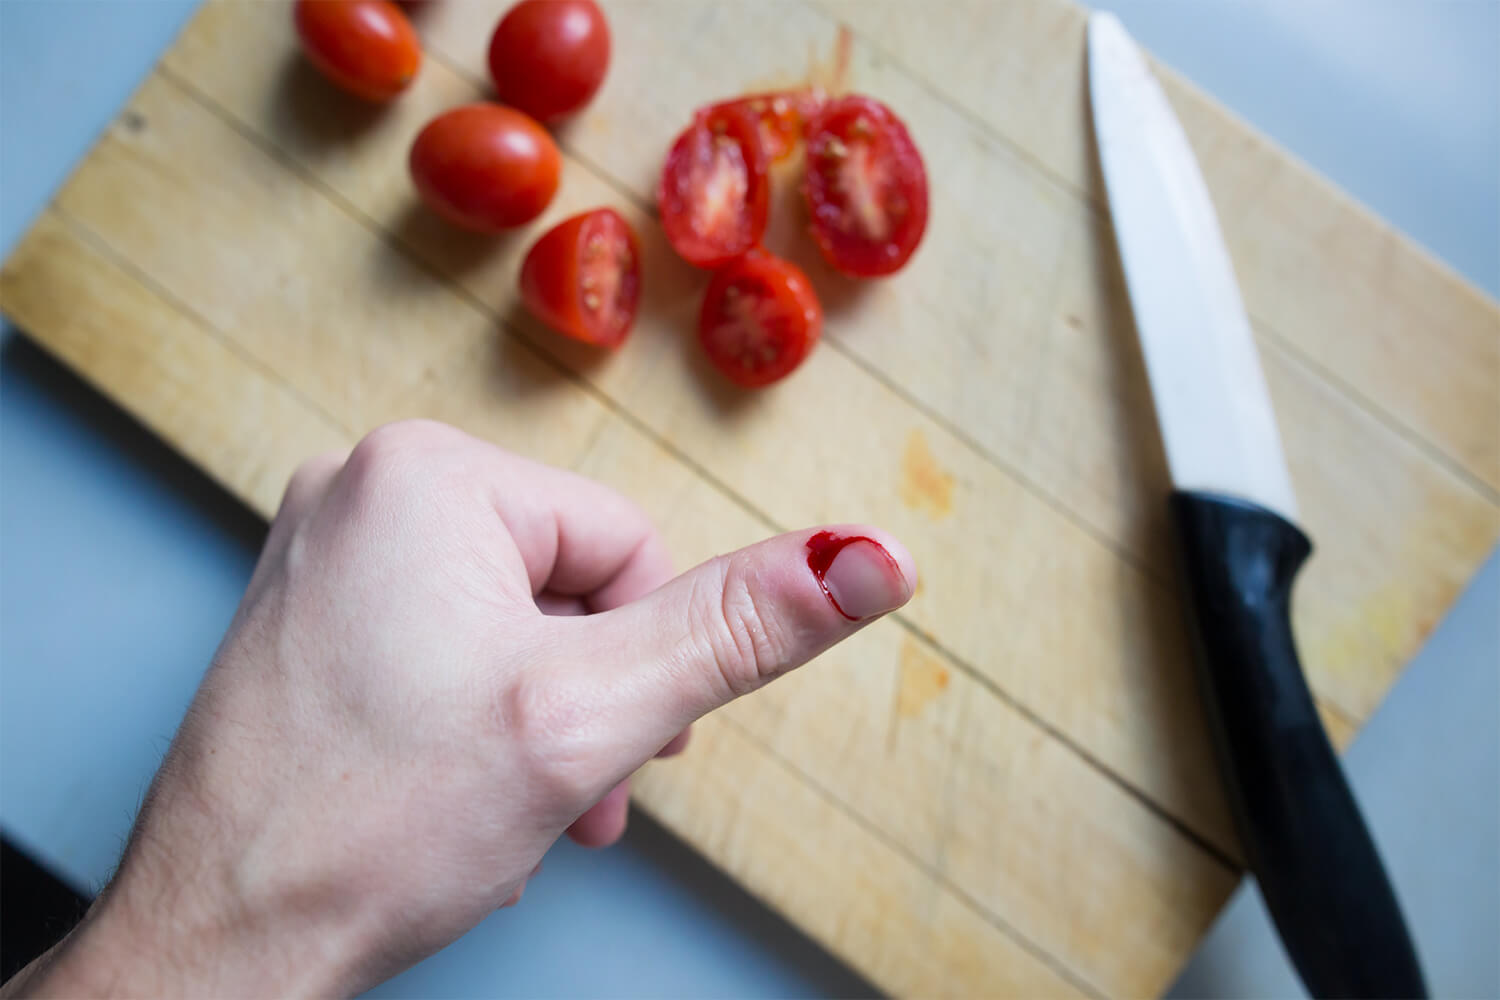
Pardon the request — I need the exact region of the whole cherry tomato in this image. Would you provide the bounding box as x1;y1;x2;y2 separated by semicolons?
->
294;0;421;102
657;105;769;269
520;208;641;348
803;95;929;277
409;104;561;232
488;0;610;124
698;250;822;388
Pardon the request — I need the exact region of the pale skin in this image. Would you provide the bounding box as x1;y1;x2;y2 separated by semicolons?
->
2;419;916;997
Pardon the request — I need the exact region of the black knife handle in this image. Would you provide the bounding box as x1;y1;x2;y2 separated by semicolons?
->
1169;490;1426;999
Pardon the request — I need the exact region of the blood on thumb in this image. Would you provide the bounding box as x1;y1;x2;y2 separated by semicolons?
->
552;525;916;766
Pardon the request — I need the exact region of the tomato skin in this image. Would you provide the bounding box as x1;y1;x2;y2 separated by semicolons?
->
294;0;421;102
699;251;822;388
520;209;641;348
409;104;561;232
705;89;823;162
803;95;929;277
657;106;770;269
488;0;610;124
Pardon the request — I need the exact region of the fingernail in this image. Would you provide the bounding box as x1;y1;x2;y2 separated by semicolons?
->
809;533;911;621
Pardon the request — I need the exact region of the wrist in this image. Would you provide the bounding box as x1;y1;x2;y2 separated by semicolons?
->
10;860;376;998
8;773;385;998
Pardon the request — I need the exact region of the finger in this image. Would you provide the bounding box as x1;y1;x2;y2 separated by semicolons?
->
579;529;674;614
455;431;674;605
535;591;589;617
565;779;630;848
559;525;916;762
655;728;691;757
324;422;669;606
475;450;671;604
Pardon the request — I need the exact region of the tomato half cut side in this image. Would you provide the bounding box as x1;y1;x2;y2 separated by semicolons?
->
803;95;929;277
294;0;422;102
520;208;641;348
657;106;769;269
698;251;822;388
704;88;824;163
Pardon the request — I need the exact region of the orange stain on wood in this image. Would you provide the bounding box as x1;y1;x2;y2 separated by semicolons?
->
830;24;853;95
744;23;855;100
897;637;950;718
901;429;955;518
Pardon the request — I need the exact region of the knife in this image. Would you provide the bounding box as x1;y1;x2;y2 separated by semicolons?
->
1087;13;1426;998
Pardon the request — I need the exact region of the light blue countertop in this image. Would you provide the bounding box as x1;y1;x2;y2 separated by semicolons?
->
2;2;1495;996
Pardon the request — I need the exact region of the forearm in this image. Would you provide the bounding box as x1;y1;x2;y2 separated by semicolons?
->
2;784;376;1000
3;869;371;999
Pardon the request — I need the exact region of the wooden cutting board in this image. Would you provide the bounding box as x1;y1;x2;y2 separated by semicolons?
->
3;1;1496;994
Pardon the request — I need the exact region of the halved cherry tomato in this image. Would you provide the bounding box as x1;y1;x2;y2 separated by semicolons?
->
657;106;769;269
803;95;929;277
705;88;824;163
520;209;641;348
409;104;561;232
699;251;822;388
294;0;421;102
488;0;610;124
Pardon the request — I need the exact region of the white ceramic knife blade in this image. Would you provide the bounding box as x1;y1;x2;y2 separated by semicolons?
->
1088;11;1298;523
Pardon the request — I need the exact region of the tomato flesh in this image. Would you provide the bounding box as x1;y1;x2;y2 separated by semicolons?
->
520;209;641;348
409;104;561;232
488;0;610;124
294;0;421;102
706;89;824;163
803;95;928;277
699;251;822;388
657;107;769;269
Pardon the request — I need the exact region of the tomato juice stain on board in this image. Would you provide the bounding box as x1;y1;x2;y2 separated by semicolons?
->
900;430;954;518
896;637;951;719
805;529;901;620
830;23;853;95
738;23;853;100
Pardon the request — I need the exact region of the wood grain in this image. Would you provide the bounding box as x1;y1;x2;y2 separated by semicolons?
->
2;1;1495;995
412;0;1500;722
820;0;1500;495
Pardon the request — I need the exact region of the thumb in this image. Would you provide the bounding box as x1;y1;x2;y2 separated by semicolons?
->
564;525;916;759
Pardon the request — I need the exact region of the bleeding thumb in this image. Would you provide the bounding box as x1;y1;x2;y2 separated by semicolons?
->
560;525;916;761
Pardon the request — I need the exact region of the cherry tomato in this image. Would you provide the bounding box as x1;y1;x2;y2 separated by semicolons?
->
803;95;929;277
488;0;610;124
294;0;421;102
698;251;822;388
520;209;641;348
706;89;824;163
657;106;770;269
409;104;561;232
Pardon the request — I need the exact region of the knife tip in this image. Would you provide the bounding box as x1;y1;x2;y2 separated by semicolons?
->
1087;10;1129;55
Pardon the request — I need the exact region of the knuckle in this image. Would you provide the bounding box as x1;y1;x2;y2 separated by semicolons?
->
286;449;344;496
353;419;455;462
494;674;607;809
688;554;792;700
342;420;457;495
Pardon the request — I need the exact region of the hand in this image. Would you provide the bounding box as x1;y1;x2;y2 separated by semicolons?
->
8;420;915;997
